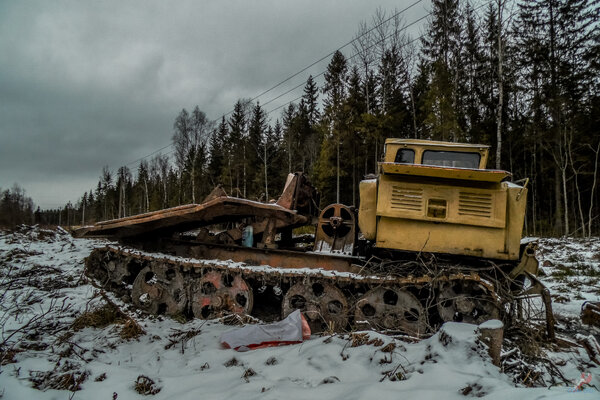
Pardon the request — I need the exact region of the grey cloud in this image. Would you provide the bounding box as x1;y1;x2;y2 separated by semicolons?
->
0;0;426;208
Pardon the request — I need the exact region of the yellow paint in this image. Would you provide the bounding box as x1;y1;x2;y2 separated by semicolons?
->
358;179;377;240
383;138;490;168
379;163;511;182
358;139;527;261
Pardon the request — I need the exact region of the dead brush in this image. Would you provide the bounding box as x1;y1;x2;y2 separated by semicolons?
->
72;303;125;331
72;301;145;340
242;368;256;382
1;347;22;365
220;313;260;326
134;375;161;395
349;332;384;347
29;367;89;392
380;342;396;353
505;325;544;358
120;319;145;340
164;327;202;350
502;324;572;387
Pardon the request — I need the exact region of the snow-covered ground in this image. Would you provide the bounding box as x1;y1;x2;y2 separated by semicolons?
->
0;227;598;399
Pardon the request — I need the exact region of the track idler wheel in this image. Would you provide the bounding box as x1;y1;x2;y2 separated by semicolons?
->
132;264;186;316
282;282;348;333
191;271;253;319
437;281;499;324
355;287;427;335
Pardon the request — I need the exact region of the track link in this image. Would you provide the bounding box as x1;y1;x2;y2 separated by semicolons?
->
86;246;501;335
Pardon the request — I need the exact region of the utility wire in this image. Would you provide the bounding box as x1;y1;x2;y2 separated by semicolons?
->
102;0;490;189
265;10;434;114
70;0;495;207
126;143;173;167
115;1;429;173
266;0;489;115
244;0;426;108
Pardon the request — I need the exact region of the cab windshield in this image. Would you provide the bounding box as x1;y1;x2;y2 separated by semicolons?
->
421;150;480;169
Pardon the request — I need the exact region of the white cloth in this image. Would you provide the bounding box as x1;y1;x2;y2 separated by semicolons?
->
220;310;306;351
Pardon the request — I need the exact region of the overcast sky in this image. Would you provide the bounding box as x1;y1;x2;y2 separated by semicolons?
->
0;0;429;209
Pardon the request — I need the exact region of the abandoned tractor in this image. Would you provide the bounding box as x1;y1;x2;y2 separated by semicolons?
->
76;139;553;336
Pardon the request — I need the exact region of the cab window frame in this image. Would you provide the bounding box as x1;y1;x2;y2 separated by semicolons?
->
394;148;416;164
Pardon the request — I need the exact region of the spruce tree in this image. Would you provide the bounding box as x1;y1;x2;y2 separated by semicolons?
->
248;101;268;198
208;117;228;187
421;0;464;141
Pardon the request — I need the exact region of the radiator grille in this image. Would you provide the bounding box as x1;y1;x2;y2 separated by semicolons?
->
390;187;423;212
458;192;492;218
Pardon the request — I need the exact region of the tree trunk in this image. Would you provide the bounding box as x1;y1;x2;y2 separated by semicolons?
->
337;135;340;204
264;143;269;200
120;185;123;218
352;141;356;207
495;0;504;169
561;164;569;236
410;84;418;139
554;167;563;235
243;145;247;198
588;142;600;237
288;135;292;174
144;179;149;212
191;166;196;204
567;128;585;236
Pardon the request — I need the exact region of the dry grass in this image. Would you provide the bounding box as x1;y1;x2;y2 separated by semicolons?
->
164;327;201;350
30;368;89;392
348;332;384;347
242;368;256;382
72;303;125;331
380;342;396;353
120;319;145;340
72;301;145;340
220;313;260;326
0;348;22;365
224;357;239;367
134;375;161;395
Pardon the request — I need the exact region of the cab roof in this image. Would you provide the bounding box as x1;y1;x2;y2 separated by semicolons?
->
384;138;490;149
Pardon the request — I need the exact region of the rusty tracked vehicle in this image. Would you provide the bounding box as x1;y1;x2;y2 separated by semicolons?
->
76;139;553;336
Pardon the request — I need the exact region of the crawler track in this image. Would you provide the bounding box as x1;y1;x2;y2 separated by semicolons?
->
86;246;502;335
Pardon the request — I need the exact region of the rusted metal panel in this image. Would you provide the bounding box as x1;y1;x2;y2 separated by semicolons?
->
75;198;308;239
169;240;361;273
74;172;320;241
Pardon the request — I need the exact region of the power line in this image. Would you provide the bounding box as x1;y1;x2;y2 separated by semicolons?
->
266;0;490;116
116;1;429;173
126;143;173;167
265;10;434;115
101;1;492;178
67;1;496;208
98;0;495;195
244;0;426;107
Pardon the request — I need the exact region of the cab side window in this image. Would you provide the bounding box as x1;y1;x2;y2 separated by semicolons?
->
395;149;415;164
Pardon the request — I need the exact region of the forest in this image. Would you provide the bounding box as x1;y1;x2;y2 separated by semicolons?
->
19;0;600;237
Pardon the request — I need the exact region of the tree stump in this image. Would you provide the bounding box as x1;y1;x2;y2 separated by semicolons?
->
478;320;504;367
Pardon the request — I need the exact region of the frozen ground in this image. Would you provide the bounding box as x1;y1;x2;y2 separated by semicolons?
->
0;227;598;399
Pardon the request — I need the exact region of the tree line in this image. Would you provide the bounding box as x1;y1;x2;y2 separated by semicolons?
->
33;0;599;237
0;184;35;227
